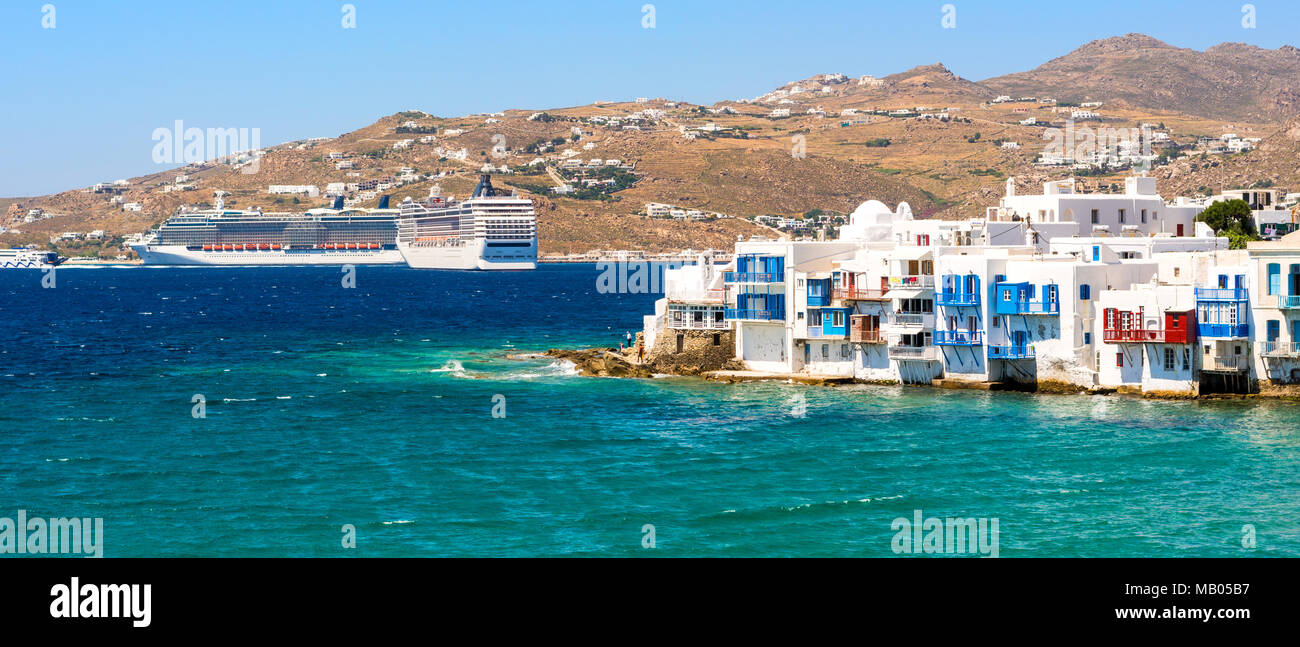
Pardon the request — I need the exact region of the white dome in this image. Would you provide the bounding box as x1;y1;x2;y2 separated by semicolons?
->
849;199;893;225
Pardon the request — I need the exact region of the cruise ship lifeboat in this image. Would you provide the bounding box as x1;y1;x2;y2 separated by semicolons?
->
202;245;213;251
223;244;234;251
271;244;281;250
259;244;270;250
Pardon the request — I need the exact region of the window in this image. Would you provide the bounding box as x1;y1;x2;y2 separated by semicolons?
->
1080;284;1091;300
1119;209;1126;224
1084;332;1092;345
992;317;1000;328
1090;209;1099;224
832;311;845;327
1174;267;1180;278
712;333;721;346
1182;348;1190;370
1116;353;1124;367
1268;263;1281;295
840;344;850;359
1267;320;1280;342
1002;289;1012;301
1164;348;1175;371
1141;209;1148;224
1092;246;1100;262
821;344;829;359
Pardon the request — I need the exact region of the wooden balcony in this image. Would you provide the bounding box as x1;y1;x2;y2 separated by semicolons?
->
833;287;890;301
850;329;884;344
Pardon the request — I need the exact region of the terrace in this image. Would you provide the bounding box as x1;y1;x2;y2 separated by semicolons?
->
933;330;984;346
887;345;939;361
988;345;1035;360
724;308;783;322
833;287;890;301
1261;341;1300;358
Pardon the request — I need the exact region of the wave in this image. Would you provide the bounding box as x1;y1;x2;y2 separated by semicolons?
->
430;360;468;377
507;359;579;380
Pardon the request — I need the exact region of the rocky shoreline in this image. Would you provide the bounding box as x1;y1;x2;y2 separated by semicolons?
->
540;347;1300;401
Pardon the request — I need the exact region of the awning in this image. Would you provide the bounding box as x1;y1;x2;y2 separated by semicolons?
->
889;246;933;260
888;288;933;299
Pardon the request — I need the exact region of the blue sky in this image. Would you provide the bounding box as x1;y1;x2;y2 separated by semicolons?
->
1;0;1295;196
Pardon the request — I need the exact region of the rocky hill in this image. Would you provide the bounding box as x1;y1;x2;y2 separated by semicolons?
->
980;34;1300;122
4;34;1297;258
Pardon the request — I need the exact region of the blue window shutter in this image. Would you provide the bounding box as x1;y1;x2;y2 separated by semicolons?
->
1268;264;1281;295
1092;246;1100;261
1268;320;1280;342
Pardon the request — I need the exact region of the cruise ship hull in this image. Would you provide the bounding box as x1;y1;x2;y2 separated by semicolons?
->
398;239;537;270
131;244;404;266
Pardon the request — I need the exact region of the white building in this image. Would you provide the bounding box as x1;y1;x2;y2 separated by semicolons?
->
268;185;320;197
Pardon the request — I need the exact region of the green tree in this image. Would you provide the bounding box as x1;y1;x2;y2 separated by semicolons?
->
1196;199;1259;249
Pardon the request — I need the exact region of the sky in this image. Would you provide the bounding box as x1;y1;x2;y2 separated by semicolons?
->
1;0;1296;196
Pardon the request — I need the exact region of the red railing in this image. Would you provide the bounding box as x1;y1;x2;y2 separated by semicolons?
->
834;288;890;301
1103;328;1191;344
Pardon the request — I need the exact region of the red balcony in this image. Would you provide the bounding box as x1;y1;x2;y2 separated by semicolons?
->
1102;309;1196;345
1103;328;1191;344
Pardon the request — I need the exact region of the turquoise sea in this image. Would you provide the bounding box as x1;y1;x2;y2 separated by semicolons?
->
1;264;1297;557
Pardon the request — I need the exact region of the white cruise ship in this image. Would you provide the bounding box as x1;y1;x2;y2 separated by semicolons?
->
128;198;403;266
396;175;537;270
0;247;66;268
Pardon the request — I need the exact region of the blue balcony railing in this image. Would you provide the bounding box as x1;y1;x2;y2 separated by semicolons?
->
724;271;784;283
988;345;1035;360
933;330;984;345
936;291;980;307
999;300;1060;315
1198;323;1249;338
724;308;784;321
1195;287;1249;301
1282;295;1300;309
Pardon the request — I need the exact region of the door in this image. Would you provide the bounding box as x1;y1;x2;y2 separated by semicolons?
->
1012;330;1027;349
1176;223;1184;236
803;343;810;365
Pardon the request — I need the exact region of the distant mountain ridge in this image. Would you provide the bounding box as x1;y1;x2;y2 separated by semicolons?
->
979;33;1300;122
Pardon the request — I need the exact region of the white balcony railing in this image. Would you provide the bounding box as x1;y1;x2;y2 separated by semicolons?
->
1261;341;1300;358
667;317;730;330
887;345;939;361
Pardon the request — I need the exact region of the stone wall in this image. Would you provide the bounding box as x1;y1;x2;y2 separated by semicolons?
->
643;328;737;375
